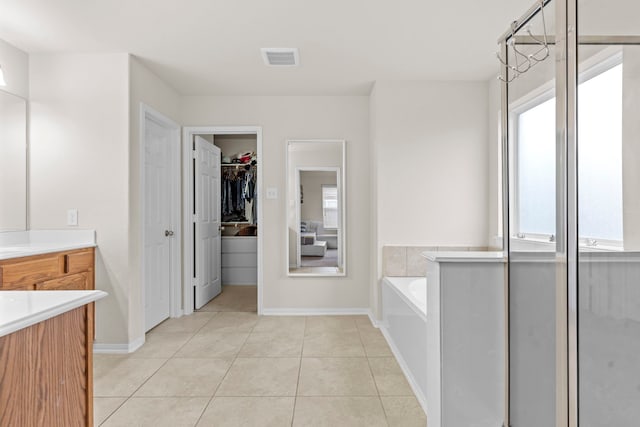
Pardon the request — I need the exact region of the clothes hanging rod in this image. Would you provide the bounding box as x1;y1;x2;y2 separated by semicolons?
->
513;35;640;45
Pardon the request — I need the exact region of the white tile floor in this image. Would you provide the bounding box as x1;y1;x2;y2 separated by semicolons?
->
94;286;427;426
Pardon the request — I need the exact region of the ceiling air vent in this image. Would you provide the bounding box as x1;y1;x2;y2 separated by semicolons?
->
261;48;299;66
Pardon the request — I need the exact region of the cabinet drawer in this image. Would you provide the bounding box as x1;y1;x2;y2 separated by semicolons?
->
221;237;257;254
65;250;94;274
0;256;61;288
222;253;258;268
37;272;88;291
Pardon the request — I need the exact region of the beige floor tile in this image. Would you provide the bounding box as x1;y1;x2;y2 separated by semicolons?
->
252;316;306;334
297;358;378;396
305;316;358;334
302;331;365;357
199;286;257;312
196;397;295;426
368;357;413;396
175;331;249;358
355;316;378;333
381;396;427;427
360;329;393;357
94;357;166;397
201;311;258;333
135;358;232;397
94;397;126;426
101;397;208;427
292;397;387;427
150;312;216;334
216;357;300;396
129;332;194;358
239;331;304;357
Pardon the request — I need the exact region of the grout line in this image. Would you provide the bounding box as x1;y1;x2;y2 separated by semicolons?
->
291;316;307;426
358;323;391;426
193;311;253;426
96;397;129;426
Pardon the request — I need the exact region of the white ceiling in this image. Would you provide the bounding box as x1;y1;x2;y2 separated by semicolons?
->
0;0;535;95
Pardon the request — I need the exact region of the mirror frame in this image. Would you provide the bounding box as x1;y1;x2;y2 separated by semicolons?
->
286;139;346;277
0;88;29;232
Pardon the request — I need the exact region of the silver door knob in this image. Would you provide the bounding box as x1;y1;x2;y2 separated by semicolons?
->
165;230;174;237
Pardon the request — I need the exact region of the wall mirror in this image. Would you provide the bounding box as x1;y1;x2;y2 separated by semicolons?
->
0;89;27;231
287;140;345;276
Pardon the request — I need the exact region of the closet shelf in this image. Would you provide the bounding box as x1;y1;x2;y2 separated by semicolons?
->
221;163;256;168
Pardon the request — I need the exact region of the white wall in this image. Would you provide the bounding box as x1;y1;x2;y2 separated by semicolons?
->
29;53;130;345
370;80;490;317
181;96;371;311
128;56;181;341
488;77;502;249
0;38;29;99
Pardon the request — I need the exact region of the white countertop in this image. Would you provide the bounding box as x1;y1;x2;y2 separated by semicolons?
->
0;230;96;260
0;290;107;337
421;251;506;263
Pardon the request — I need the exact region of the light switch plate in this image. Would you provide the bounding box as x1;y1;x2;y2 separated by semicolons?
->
266;187;278;200
67;209;78;226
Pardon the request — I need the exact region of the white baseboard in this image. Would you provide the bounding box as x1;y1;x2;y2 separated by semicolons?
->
262;308;370;316
379;325;428;416
93;336;145;354
367;309;380;328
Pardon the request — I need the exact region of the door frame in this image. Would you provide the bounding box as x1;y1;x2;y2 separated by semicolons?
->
182;126;264;315
140;103;182;328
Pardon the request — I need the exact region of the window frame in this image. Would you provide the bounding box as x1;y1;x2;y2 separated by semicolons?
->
509;49;624;248
321;184;339;230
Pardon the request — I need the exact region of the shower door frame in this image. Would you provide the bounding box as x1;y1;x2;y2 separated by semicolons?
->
500;1;640;426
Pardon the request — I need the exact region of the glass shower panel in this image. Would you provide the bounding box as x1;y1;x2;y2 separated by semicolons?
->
578;0;640;425
507;2;559;426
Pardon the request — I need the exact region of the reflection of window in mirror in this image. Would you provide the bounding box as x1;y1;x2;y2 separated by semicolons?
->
322;185;338;229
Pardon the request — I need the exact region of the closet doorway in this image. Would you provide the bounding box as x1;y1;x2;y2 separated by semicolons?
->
182;127;263;315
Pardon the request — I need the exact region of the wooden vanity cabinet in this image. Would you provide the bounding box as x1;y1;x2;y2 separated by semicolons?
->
0;247;96;341
0;247;97;426
0;247;95;291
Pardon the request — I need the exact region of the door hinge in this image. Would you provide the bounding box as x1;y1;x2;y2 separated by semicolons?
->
192;150;198;159
192;214;198;222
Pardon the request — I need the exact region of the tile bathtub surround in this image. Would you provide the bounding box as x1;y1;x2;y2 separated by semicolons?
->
383;245;489;277
93;312;426;426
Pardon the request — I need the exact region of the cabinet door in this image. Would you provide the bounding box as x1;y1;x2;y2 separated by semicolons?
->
0;282;36;290
0;256;60;289
65;250;94;274
36;272;88;291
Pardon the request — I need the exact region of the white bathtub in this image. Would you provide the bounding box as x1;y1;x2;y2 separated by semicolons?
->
381;277;428;413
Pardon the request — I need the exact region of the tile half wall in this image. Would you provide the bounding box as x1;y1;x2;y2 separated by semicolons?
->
382;246;488;277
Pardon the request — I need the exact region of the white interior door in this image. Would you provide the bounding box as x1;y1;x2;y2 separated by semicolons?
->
194;135;221;309
144;116;176;331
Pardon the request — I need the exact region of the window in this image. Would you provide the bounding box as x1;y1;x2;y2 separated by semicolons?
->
322;185;338;229
514;61;624;243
